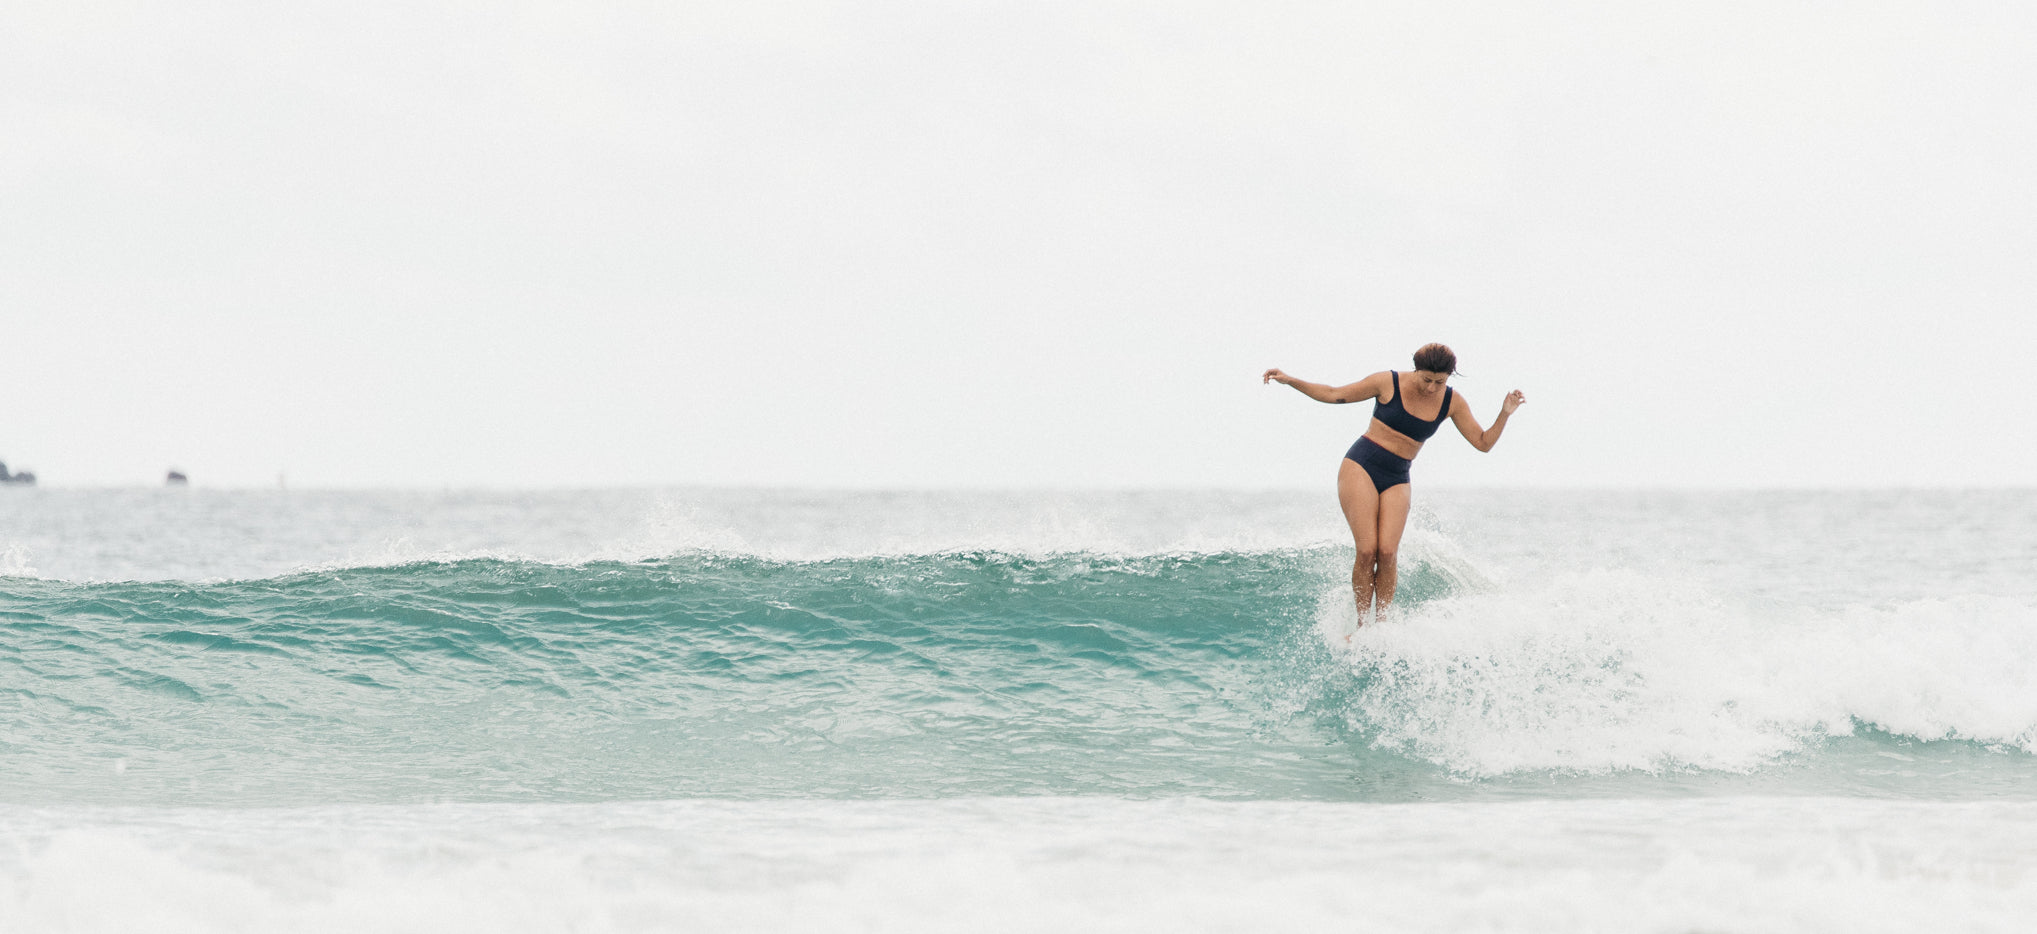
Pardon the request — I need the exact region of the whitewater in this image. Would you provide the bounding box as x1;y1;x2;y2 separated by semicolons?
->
4;487;2037;931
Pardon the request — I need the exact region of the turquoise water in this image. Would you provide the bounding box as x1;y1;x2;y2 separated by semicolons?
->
5;489;2037;930
4;551;1344;803
7;490;2037;805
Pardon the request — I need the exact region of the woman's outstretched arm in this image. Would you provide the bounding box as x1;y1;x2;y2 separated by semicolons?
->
1449;389;1527;452
1262;369;1387;405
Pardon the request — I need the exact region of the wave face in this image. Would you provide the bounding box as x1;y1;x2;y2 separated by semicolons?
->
6;546;2037;805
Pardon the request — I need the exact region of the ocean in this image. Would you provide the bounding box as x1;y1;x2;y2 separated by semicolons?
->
3;487;2036;931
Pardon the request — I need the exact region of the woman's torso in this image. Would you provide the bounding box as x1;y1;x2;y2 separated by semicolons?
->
1364;371;1452;459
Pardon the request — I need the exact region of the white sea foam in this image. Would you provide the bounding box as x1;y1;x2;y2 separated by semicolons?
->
5;798;2037;934
1323;568;2037;775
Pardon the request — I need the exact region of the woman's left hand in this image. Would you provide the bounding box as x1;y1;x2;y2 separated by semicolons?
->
1501;390;1526;414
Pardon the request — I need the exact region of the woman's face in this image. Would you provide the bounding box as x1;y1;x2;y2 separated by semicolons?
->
1412;370;1450;394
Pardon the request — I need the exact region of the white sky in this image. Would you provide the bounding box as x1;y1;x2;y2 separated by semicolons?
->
4;1;2034;489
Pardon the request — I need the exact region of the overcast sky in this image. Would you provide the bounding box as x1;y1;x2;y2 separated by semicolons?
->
4;1;2033;489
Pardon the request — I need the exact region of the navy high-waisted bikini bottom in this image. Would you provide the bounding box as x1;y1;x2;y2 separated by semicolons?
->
1344;436;1411;493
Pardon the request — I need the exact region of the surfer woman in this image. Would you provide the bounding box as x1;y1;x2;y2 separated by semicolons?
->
1262;343;1525;625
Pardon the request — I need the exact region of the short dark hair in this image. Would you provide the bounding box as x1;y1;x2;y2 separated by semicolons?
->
1412;343;1458;375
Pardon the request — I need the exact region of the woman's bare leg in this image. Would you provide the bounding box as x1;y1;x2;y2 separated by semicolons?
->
1337;459;1381;625
1373;484;1414;611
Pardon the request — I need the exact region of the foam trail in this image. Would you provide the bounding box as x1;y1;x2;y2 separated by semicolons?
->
7;799;2037;934
1329;569;2037;775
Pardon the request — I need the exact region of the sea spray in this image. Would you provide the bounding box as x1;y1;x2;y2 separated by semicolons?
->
1334;569;2037;775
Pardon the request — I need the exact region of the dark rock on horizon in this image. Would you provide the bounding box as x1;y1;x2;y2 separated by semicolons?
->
0;461;35;486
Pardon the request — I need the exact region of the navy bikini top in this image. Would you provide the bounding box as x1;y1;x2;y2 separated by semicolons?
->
1372;371;1453;442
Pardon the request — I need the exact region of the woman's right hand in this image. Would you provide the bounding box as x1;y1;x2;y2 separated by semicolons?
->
1262;368;1292;385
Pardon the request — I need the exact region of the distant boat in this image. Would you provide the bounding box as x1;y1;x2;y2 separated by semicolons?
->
166;470;189;486
0;460;35;486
